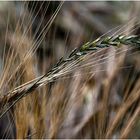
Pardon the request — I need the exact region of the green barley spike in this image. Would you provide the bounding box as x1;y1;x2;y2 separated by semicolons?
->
0;34;140;119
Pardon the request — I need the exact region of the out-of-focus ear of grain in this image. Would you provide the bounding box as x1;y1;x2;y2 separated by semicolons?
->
0;2;47;138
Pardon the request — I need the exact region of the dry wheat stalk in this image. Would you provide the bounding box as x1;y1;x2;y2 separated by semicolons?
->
0;34;139;119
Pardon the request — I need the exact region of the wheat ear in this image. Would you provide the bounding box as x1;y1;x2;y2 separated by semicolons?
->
0;35;140;118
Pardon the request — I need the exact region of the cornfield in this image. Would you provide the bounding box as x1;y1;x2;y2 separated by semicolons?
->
0;1;139;139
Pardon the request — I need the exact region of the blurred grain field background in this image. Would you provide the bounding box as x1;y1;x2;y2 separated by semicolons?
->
0;1;140;139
